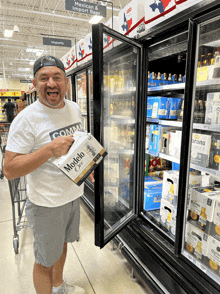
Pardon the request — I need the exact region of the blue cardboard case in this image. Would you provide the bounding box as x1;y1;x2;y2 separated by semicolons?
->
147;97;170;119
144;183;163;211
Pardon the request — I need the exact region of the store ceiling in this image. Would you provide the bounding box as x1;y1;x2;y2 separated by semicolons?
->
0;0;130;81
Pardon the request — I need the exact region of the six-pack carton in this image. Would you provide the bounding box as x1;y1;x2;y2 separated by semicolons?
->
191;133;211;168
184;222;209;262
52;132;107;186
205;236;220;276
188;187;220;234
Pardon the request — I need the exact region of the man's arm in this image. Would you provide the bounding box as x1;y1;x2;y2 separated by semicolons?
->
4;135;74;180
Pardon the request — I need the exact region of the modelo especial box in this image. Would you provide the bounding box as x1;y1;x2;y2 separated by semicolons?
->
53;131;107;186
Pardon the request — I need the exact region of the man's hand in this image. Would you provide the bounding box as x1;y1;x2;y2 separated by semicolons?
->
88;171;95;183
49;135;74;157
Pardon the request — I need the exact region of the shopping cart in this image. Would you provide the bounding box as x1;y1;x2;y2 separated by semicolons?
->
8;176;29;254
0;123;10;179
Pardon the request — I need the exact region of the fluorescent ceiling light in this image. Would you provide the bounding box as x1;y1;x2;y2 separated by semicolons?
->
89;15;103;24
26;48;44;53
13;25;19;32
36;51;43;57
4;29;13;38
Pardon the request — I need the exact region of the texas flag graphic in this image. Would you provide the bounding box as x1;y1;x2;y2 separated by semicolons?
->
78;45;85;59
145;0;176;24
88;37;92;51
121;12;133;33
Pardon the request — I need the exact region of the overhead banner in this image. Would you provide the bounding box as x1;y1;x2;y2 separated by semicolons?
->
65;0;106;17
43;37;72;48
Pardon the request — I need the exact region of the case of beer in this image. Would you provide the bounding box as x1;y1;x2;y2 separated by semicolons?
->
185;222;209;262
205;92;220;125
205;237;220;276
191;133;211;168
209;133;220;171
211;199;220;242
144;182;163;211
160;198;177;237
52;132;107;186
187;186;220;234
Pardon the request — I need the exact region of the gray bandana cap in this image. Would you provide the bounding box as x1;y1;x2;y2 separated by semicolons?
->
33;55;65;76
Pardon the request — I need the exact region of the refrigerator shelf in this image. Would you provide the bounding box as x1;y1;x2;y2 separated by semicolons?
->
148;78;220;94
148;83;185;93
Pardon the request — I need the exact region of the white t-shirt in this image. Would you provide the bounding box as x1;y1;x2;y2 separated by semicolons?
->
6;99;85;207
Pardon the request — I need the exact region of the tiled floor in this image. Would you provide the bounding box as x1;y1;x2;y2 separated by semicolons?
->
0;175;148;294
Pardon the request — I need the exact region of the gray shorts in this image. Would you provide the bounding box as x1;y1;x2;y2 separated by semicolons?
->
25;198;80;267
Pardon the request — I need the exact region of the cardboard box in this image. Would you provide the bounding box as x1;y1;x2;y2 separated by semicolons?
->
160;198;177;236
211;199;220;241
169;98;182;119
118;0;145;38
205;236;220;276
209;133;220;171
52;132;107;186
185;222;209;261
205;92;220;125
147;97;170;119
188;186;219;234
144;182;163;211
191;133;211;168
197;67;208;81
162;170;179;205
162;170;203;206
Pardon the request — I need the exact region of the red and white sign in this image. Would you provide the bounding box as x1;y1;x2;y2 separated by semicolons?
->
119;0;145;38
145;0;176;29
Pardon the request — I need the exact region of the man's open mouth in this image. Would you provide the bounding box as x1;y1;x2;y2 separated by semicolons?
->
47;91;59;96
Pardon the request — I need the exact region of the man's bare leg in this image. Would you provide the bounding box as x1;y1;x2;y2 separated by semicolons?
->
33;243;67;293
52;242;67;287
33;262;53;294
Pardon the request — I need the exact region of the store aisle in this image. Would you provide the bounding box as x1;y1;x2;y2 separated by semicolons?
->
0;175;148;294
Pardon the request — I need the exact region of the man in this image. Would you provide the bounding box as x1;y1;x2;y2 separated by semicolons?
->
3;98;16;122
16;95;26;113
4;55;94;294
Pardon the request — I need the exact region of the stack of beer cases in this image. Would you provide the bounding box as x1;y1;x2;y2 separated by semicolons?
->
148;124;182;157
147;97;183;120
186;182;220;276
160;170;203;237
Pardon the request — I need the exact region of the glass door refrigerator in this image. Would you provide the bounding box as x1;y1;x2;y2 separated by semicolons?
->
69;66;95;208
75;70;88;132
91;3;220;293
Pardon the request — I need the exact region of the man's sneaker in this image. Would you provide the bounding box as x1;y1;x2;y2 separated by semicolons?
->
53;281;85;294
